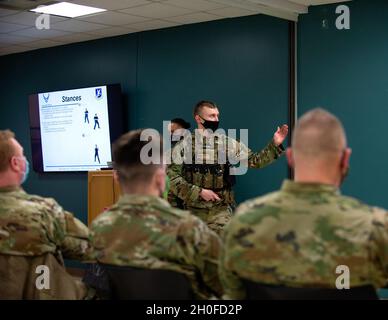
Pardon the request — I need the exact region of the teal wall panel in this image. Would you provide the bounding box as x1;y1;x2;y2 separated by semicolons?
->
298;0;388;208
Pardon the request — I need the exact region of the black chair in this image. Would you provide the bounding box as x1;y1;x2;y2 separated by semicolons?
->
83;263;195;300
242;279;378;300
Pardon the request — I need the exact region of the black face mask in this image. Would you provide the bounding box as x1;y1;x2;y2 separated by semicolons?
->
199;116;219;131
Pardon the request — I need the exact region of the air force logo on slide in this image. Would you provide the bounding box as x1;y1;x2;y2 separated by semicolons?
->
43;93;50;103
95;88;102;100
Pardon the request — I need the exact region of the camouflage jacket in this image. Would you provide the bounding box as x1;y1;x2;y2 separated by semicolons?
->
90;194;223;299
167;132;284;209
220;180;388;299
0;253;87;299
0;186;92;261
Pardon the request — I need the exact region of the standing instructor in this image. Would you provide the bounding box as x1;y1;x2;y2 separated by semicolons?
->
168;101;288;234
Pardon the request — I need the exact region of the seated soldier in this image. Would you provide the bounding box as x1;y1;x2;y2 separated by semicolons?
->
220;108;388;299
90;129;223;299
0;130;93;299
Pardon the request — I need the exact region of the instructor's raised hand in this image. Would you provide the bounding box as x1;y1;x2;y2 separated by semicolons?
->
273;124;289;146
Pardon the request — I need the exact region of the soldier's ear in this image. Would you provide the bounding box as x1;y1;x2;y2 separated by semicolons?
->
286;148;294;169
194;114;203;125
341;148;352;169
154;167;166;193
9;155;22;173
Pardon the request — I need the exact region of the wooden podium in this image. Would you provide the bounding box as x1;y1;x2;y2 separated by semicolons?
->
88;170;121;225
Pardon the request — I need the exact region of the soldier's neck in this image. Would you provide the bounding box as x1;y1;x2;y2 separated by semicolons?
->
294;171;339;187
0;171;21;189
120;184;160;197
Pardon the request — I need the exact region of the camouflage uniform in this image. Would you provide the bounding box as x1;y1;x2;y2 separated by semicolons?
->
0;186;93;299
90;194;223;299
220;180;388;299
167;141;185;209
167;132;284;235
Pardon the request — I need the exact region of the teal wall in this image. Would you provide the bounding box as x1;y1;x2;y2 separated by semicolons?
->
298;0;388;208
0;14;289;225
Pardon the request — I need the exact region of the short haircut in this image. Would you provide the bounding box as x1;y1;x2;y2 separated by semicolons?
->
292;108;347;160
0;130;16;172
112;129;163;185
193;100;218;117
171;118;191;130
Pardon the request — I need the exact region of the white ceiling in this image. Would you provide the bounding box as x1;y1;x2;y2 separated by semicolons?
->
0;0;350;57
